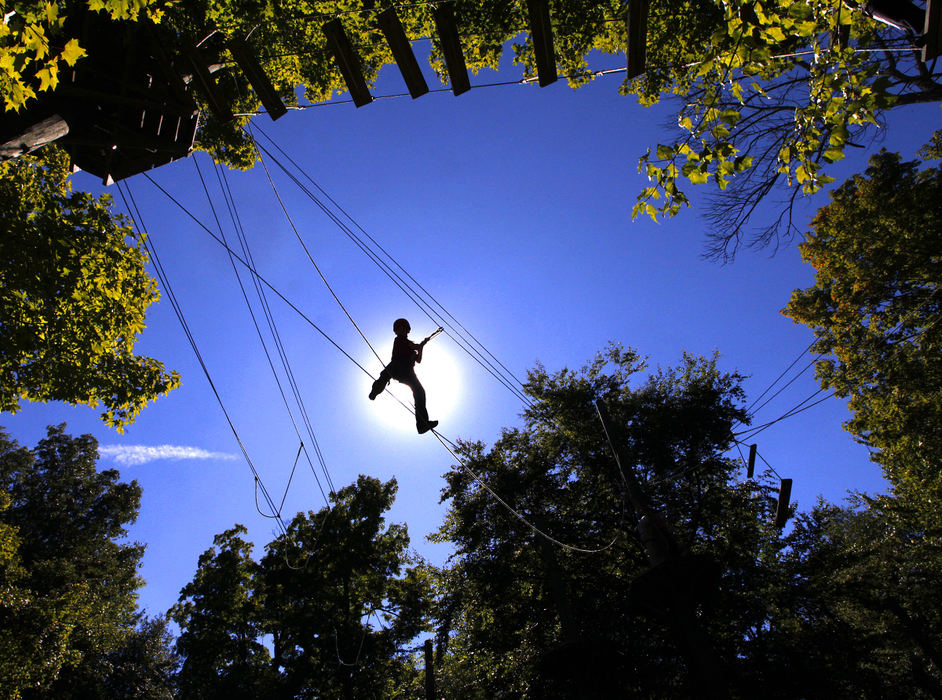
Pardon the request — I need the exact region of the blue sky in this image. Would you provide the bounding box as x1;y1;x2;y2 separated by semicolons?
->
4;49;938;620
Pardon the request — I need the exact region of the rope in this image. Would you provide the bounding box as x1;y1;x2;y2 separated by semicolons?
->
431;430;619;554
211;158;336;494
195;155;335;501
250;127;386;368
117;181;289;538
247;127;534;406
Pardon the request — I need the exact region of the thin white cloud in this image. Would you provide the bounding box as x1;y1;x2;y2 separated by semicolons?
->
99;444;239;467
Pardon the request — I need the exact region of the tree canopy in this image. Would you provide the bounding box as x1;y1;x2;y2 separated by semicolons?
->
0;424;178;699
0;0;165;112
432;345;789;696
0;146;179;430
783;150;942;501
6;0;937;256
429;344;942;696
172;475;433;699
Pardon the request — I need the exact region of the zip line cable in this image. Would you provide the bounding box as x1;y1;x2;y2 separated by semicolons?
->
212;160;335;493
247;127;534;407
743;337;822;416
211;156;336;494
248;126;532;404
251;123;530;394
738;287;942;441
251;131;386;367
431;429;619;554
140;171;618;555
195;156;336;500
117;181;289;537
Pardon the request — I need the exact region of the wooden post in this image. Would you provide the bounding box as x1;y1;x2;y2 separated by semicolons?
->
432;2;471;95
747;444;757;479
184;45;233;121
924;0;942;61
424;638;435;699
525;0;557;86
626;0;649;79
774;478;793;529
323;18;374;107
0;114;69;159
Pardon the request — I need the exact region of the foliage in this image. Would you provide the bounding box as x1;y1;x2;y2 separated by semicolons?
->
0;0;165;112
629;0;938;257
432;344;793;697
172;475;433;699
171;526;277;699
759;495;942;697
153;0;940;257
0;145;180;430
783;151;942;500
0;424;156;698
101;615;180;700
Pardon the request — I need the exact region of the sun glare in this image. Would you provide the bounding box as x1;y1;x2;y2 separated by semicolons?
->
364;343;462;433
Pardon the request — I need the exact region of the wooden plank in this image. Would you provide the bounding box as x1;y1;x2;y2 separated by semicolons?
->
526;0;557;87
323;18;373;107
377;7;429;99
626;0;650;79
432;2;470;96
924;0;942;61
183;45;233;121
228;37;288;120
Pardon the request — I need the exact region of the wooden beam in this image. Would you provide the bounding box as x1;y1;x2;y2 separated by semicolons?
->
746;444;757;479
526;0;557;87
773;478;793;529
432;2;470;96
376;7;428;99
183;45;233;121
0;114;69;159
228;37;288;120
626;0;650;79
323;18;373;107
924;0;942;61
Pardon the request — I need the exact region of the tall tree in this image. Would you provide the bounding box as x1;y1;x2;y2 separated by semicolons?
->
432;344;789;697
757;495;942;698
172;475;433;699
259;475;433;699
171;526;276;700
0;146;179;430
783;150;942;503
0;425;149;698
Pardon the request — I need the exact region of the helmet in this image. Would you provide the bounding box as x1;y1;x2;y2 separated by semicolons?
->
393;318;411;334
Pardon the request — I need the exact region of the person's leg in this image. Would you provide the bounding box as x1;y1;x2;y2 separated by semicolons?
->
401;372;429;426
369;368;391;400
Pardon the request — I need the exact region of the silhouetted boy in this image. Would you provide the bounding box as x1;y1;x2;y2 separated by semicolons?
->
369;318;440;434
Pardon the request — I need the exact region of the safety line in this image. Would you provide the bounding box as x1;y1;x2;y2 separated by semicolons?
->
197;156;335;500
252;124;532;396
248;127;534;407
118;181;289;537
251;129;386;367
431;430;619;554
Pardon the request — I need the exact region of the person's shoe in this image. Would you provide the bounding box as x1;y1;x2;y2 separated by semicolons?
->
417;420;439;434
369;388;380;400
